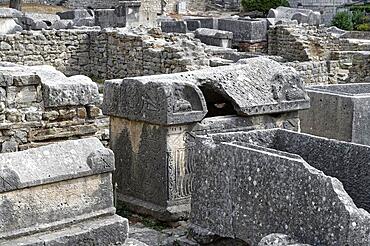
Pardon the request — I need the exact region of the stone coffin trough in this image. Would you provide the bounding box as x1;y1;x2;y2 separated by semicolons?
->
0;138;128;245
103;57;310;221
190;129;370;245
300;83;370;145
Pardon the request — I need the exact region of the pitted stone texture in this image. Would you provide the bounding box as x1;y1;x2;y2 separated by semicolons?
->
103;58;309;125
0;63;99;107
301;83;370;145
191;129;370;245
258;234;311;246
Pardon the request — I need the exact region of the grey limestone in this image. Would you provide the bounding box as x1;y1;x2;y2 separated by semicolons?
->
103;57;310;125
300;83;370;145
0;63;100;108
161;21;188;34
0;8;23;34
218;18;267;43
268;6;321;26
104;57;309;221
190;129;370;245
0;137;128;244
195;28;233;48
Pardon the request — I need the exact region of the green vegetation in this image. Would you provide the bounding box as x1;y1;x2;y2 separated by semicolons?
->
332;10;369;31
241;0;289;15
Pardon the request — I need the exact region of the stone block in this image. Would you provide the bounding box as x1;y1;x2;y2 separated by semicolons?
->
161;21;187;33
57;9;94;20
195;28;233;48
185;20;201;31
218;18;267;43
0;63;100;108
0;7;22;18
116;1;141;27
184;17;217;29
0;18;22;35
104;58;310;221
300;83;370;145
103;58;309;124
267;6;321;26
190;129;370;245
0;138;128;244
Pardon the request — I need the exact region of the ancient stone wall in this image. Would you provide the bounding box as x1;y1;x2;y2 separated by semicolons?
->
268;26;311;62
286;61;331;85
0;63;107;153
268;25;370;62
0;28;211;80
0;30;92;76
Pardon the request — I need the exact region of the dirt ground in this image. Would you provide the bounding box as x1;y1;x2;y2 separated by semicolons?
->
0;3;69;14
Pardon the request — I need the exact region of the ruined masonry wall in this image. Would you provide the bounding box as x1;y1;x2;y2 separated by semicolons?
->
0;30;92;76
0;78;106;154
268;25;370;62
0;29;206;80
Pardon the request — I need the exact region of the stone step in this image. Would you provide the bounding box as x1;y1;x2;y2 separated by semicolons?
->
123;238;149;246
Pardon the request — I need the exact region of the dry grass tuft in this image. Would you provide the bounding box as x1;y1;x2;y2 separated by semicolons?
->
0;3;69;14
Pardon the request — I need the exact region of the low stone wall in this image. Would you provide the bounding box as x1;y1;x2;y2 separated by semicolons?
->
0;28;212;80
347;52;370;83
268;25;370;62
0;29;92;76
0;63;107;153
286;61;331;85
268;25;311;61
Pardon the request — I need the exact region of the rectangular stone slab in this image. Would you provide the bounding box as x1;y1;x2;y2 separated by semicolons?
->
0;215;128;246
0;137;114;193
0;137;125;243
190;129;370;245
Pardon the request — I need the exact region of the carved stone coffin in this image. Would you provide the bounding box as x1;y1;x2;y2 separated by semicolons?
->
300;83;370;146
190;129;370;245
0;138;128;245
103;57;310;221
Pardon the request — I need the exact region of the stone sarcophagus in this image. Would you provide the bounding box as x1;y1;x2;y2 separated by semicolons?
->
0;138;128;245
190;129;370;245
103;57;310;221
300;83;370;146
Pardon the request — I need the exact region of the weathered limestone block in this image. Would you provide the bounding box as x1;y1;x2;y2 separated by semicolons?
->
267;6;321;26
300;83;370;145
218;18;267;43
195;28;233;48
103;58;310;221
161;21;188;33
0;137;128;245
190;129;370;245
0;8;23;34
0;63;99;107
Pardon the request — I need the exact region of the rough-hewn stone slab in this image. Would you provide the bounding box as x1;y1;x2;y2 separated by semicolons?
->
0;137;113;192
218;18;267;43
0;137;127;244
190;129;370;245
300;83;370;145
103;57;309;125
0;63;99;107
195;28;233;48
